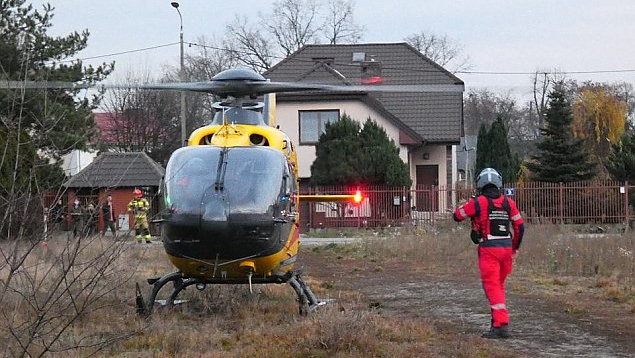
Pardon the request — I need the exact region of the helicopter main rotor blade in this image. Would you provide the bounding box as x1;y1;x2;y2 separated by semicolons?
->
137;81;465;95
0;80;99;90
0;79;464;95
265;82;465;93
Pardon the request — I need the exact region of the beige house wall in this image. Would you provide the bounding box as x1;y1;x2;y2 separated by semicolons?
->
276;100;454;194
409;145;448;188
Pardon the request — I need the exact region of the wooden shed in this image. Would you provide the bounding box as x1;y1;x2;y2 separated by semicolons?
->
63;152;164;233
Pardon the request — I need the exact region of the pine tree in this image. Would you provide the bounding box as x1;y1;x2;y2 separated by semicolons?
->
311;114;362;185
311;115;411;186
527;84;595;182
474;123;490;177
1;1;113;192
358;118;411;187
474;117;520;183
606;129;635;182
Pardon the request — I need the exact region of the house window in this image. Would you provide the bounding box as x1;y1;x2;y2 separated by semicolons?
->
299;110;340;144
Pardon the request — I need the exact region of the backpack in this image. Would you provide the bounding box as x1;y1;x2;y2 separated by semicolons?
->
474;196;511;241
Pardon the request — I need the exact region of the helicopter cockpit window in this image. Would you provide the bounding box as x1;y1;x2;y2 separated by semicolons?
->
224;149;284;215
164;146;285;217
211;107;266;126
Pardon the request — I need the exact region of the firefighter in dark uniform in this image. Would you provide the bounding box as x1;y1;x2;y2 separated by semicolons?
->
70;199;85;238
453;168;525;339
101;194;117;237
128;189;151;243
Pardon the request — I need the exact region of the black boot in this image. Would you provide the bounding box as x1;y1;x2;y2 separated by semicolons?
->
481;325;510;339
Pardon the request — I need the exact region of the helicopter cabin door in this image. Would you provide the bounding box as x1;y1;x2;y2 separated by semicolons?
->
415;165;439;212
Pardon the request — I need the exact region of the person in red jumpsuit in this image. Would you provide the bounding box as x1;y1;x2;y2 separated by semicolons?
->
453;168;525;339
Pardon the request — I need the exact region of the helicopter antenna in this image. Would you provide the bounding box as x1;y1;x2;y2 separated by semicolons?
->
213;147;228;191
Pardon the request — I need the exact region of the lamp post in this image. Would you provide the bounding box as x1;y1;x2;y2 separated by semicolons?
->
463;146;476;187
171;2;187;147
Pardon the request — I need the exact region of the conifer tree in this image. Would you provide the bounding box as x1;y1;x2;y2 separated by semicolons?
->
474;117;520;183
475;123;490;176
606;128;635;204
606;129;635;182
311;114;362;185
527;84;595;182
1;1;113;192
358;118;411;187
311;115;411;186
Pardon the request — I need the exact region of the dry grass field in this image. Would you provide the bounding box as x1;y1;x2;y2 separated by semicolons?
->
0;223;633;357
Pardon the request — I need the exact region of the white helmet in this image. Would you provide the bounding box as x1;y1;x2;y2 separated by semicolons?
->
476;168;503;190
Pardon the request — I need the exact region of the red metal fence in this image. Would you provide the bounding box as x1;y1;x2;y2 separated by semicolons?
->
299;181;633;230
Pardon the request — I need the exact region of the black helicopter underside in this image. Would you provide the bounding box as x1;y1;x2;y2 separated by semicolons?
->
161;215;293;260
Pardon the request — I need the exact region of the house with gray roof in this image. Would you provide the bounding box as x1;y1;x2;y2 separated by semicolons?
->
63;152;164;232
263;42;464;197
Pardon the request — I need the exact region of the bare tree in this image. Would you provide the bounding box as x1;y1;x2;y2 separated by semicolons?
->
1;90;139;358
100;69;214;165
224;0;365;72
184;36;239;115
100;74;180;164
322;0;364;44
264;0;321;56
225;15;275;72
404;31;471;72
186;36;239;81
531;70;571;130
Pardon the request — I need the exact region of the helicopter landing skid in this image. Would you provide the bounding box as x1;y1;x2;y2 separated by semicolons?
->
135;270;328;316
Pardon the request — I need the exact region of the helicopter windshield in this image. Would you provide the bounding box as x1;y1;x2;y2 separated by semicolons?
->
211;107;266;126
164;146;285;217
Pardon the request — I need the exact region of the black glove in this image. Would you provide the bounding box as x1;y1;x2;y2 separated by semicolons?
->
470;230;481;245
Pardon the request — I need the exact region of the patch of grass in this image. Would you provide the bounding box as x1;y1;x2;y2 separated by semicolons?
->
563;302;587;315
595;277;614;288
319;281;334;290
604;286;625;302
368;301;383;310
552;278;569;286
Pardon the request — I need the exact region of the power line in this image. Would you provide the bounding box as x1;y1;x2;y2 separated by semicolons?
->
460;69;635;75
55;40;635;77
50;42;180;64
186;42;635;76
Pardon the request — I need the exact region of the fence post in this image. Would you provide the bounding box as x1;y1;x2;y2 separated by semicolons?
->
559;182;564;224
625;181;630;232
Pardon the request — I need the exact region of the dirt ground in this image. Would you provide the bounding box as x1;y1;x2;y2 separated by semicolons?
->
298;249;635;358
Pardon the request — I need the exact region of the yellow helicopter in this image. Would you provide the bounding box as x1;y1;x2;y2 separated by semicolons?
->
141;69;366;316
2;67;461;315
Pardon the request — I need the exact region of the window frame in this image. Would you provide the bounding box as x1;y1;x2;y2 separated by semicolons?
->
298;109;341;145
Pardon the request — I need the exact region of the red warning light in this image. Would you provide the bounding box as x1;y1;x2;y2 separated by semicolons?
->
353;190;363;204
361;76;383;85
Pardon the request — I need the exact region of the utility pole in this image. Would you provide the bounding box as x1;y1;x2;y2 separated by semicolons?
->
171;2;187;146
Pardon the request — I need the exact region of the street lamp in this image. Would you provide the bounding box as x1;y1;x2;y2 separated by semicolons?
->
171;2;187;147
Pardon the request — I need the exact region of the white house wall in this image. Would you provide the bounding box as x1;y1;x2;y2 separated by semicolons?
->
409;145;448;187
62;150;97;177
276;100;409;178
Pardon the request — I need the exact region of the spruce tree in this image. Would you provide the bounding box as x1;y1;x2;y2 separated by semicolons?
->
606;129;635;182
475;124;489;176
311;114;362;185
311;115;411;186
606;129;635;204
358;118;411;187
527;84;595;182
474;117;520;183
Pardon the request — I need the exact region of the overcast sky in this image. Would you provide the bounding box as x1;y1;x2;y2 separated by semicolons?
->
35;0;635;101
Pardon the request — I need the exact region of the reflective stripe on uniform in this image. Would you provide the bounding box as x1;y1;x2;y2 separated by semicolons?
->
459;208;467;218
487;234;511;240
511;214;522;221
491;303;506;310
